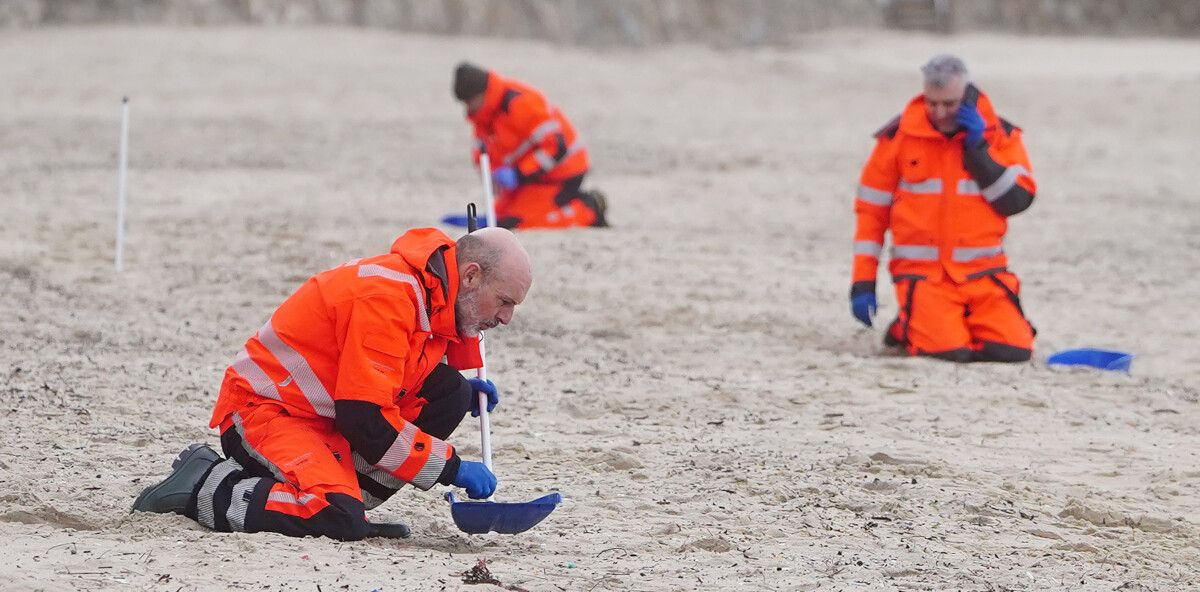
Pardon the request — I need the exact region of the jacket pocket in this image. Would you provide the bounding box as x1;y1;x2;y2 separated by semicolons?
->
362;333;409;375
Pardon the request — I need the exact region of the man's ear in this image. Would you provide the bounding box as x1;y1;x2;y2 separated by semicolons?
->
460;261;482;289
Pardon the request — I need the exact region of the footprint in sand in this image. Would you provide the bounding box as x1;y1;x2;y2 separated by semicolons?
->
0;506;97;531
1058;498;1179;534
584;449;644;472
677;537;733;553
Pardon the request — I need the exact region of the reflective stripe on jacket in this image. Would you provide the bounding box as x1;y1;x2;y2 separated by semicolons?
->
852;92;1037;285
211;228;482;490
469;72;588;183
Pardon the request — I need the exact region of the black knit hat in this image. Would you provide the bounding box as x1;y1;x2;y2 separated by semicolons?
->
453;62;489;101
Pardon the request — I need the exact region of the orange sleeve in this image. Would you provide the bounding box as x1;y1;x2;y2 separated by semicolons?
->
507;94;565;180
333;293;414;405
446;335;483;370
333;293;458;491
852;136;899;285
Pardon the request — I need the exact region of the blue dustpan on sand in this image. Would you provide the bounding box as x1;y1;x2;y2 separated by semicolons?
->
446;355;562;534
1047;348;1134;372
442;213;479;228
446;491;562;534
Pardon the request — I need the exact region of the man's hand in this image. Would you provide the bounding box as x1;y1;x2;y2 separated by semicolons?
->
851;292;877;328
453;460;497;499
956;103;985;148
468;377;499;417
491;166;519;191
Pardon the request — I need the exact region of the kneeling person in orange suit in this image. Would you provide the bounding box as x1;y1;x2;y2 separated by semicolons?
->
454;62;608;229
850;54;1037;362
133;227;532;540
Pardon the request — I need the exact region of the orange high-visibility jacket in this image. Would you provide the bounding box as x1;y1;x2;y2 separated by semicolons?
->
210;228;482;491
852;92;1037;291
469;71;588;183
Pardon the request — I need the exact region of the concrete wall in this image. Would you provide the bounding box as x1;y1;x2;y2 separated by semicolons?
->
1;0;1197;40
951;0;1200;36
0;0;879;45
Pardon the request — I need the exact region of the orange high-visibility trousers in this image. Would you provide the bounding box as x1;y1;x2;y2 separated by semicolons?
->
189;364;472;540
886;272;1034;362
495;175;598;229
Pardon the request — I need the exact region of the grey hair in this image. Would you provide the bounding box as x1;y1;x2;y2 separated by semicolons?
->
456;233;501;277
921;54;969;88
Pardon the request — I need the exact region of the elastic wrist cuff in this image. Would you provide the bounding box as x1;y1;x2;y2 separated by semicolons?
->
850;281;876;297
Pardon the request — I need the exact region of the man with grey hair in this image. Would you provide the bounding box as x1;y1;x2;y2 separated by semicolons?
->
849;54;1038;363
133;226;533;540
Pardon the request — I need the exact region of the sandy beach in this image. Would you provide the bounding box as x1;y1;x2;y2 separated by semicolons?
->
1;26;1199;590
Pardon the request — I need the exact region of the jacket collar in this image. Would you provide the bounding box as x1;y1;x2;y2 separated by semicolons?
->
898;91;1002;140
390;228;464;341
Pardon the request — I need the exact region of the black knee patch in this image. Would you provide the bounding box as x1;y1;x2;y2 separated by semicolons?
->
413;364;472;440
421;364;472;415
974;341;1032;363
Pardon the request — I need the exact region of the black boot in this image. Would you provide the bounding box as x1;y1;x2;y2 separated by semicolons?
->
581;190;609;227
131;443;220;514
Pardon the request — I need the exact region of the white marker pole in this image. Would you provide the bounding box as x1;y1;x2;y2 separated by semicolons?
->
478;153;498;228
115;97;130;272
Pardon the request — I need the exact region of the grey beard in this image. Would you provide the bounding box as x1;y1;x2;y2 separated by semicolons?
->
455;288;480;337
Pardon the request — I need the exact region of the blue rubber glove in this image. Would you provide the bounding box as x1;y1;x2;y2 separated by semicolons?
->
956;103;985;148
851;292;877;328
453;460;497;499
468;378;499;417
492;166;519;191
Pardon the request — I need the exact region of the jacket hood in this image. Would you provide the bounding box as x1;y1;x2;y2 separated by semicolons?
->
390;228;463;339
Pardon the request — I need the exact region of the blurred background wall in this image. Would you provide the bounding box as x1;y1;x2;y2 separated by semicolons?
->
1;0;1197;41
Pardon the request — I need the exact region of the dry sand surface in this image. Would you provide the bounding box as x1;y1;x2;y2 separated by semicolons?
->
2;26;1200;591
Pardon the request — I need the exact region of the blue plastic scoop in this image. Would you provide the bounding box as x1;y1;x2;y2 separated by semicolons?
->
446;491;562;534
1047;348;1134;372
445;349;562;535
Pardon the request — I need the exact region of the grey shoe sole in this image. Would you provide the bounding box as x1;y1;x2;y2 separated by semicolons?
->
366;521;412;539
131;443;221;515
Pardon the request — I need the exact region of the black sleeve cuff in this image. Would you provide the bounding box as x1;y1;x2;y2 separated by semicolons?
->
989;186;1035;217
438;452;461;486
850;281;876;297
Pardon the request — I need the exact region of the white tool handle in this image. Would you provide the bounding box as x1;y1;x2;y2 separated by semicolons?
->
479;153;498;228
476;338;493;471
476;327;495;502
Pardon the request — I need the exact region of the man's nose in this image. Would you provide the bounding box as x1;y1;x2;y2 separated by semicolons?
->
497;308;513;325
